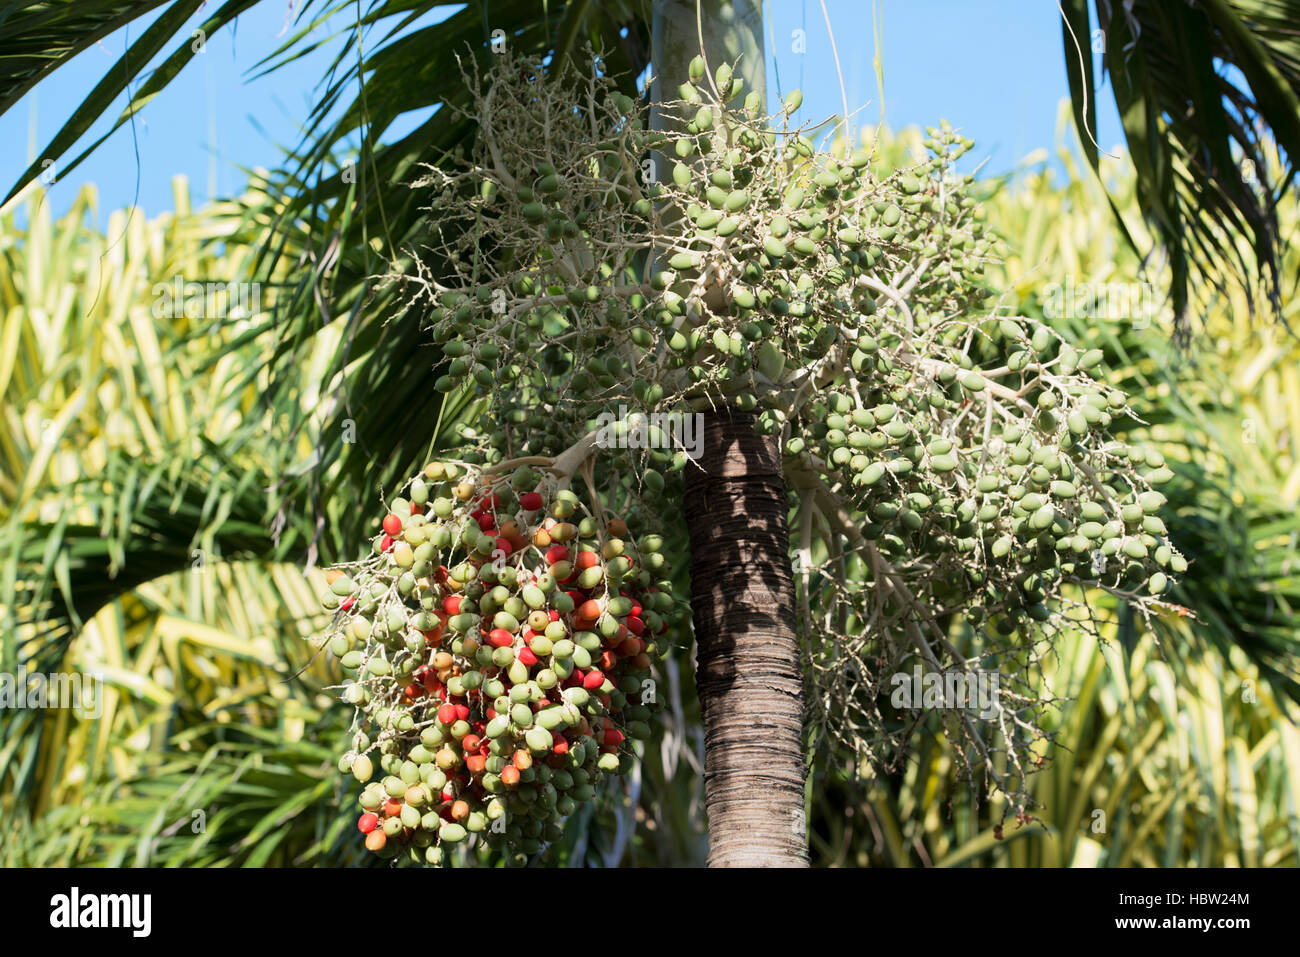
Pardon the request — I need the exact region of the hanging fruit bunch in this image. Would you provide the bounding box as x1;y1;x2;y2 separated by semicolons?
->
376;50;1183;819
318;456;677;865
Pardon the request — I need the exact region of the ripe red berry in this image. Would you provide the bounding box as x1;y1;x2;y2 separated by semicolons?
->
520;492;543;511
358;812;379;833
488;628;513;648
382;513;403;536
437;703;457;725
583;669;606;691
380;534;394;552
546;545;570;565
517;647;538;667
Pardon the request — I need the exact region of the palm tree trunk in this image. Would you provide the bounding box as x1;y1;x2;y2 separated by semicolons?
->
651;0;805;866
683;409;808;867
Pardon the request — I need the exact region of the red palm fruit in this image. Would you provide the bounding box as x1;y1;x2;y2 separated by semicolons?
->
488;628;513;648
340;596;355;612
518;646;539;667
454;704;470;721
486;706;497;720
619;637;644;658
462;734;482;753
583;669;606;691
382;798;402;817
603;728;625;747
465;753;487;774
600;650;618;671
403;682;423;699
441;790;455;804
545;545;570;565
365;829;387;852
383;513;403;536
552;738;569;756
451;800;470;821
495;537;513;555
575;551;601;571
442;596;462;616
626;615;645;635
520;492;543;511
607;518;629;537
437;703;457;725
512;749;533;770
549;610;560;621
500;765;520;787
479;493;501;510
476;513;496;533
380;534;394;552
358;812;379;833
577;598;602;620
410;501;424;515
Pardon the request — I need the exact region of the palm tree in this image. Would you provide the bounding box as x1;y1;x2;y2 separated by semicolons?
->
3;0;1298;871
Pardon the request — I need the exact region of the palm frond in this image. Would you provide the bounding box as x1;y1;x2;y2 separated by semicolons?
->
1063;0;1300;335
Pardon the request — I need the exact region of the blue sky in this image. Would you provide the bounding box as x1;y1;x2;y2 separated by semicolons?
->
0;1;1122;227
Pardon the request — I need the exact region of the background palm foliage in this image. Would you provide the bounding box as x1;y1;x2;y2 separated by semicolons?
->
1060;0;1300;335
2;114;1298;864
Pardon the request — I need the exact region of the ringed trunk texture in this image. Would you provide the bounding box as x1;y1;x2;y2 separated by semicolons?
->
684;409;808;867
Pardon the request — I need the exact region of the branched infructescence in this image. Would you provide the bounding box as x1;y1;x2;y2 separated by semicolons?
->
316;51;1187;854
318;457;680;866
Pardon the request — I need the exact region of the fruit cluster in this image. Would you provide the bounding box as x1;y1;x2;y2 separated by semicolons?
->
319;461;676;865
394;52;1181;812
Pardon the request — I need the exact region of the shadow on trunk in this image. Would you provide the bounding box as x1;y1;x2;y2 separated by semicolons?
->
684;408;808;867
